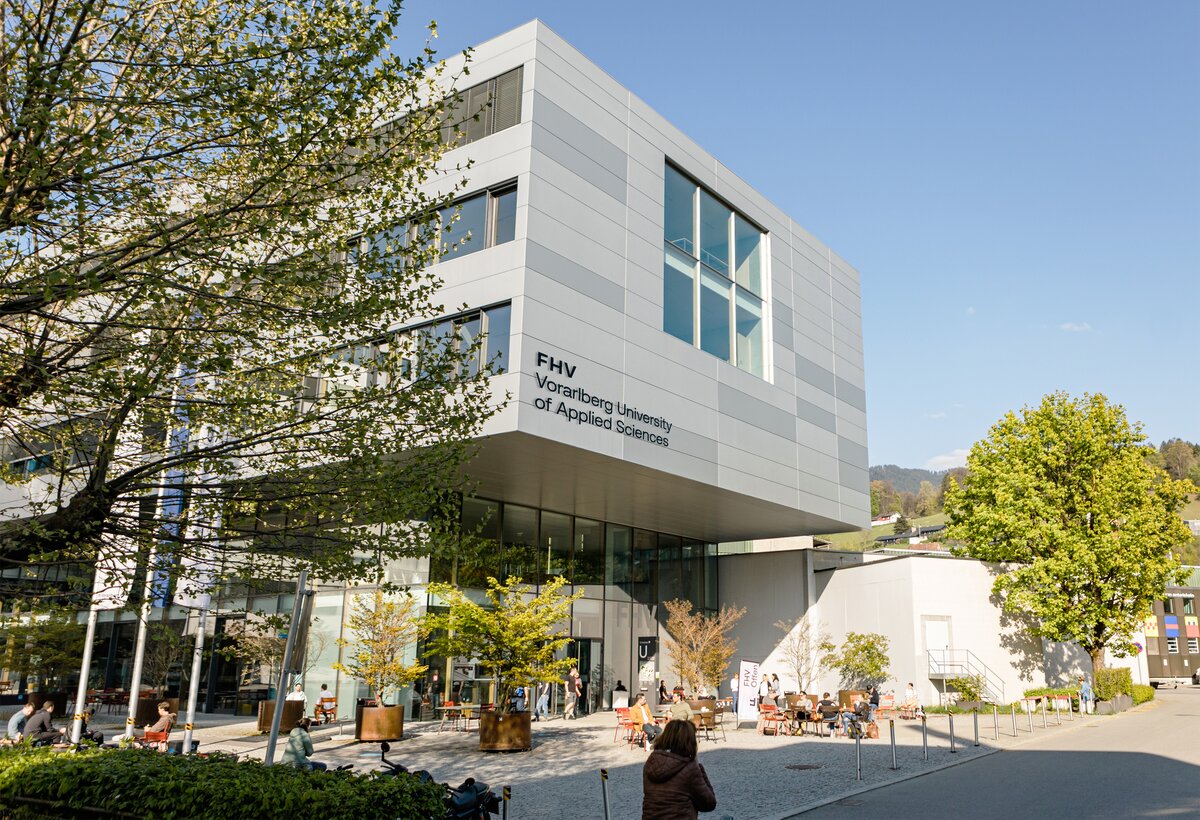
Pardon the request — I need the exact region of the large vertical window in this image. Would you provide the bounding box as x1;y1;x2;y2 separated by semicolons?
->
662;163;767;377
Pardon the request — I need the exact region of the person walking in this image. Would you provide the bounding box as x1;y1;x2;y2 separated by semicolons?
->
641;719;717;819
1078;675;1095;714
563;667;580;720
534;681;550;721
868;685;880;722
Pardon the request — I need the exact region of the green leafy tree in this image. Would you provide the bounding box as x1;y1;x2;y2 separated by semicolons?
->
0;0;501;599
892;514;911;535
944;392;1195;674
915;480;939;516
663;599;745;695
830;632;890;689
423;576;582;715
0;610;85;690
334;591;426;705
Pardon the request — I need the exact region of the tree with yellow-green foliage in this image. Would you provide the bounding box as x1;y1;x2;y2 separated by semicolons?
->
944;392;1195;675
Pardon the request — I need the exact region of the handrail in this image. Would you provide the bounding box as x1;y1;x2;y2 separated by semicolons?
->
927;649;1005;703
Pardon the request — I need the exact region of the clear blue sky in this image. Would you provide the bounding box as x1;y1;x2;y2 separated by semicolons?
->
392;1;1200;470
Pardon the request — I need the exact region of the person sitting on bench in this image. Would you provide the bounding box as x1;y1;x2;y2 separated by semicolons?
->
24;702;65;746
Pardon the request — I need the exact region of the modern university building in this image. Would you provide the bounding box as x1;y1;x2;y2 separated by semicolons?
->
1;20;871;716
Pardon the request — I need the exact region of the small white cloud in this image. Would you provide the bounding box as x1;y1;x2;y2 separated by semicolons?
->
965;306;976;316
926;448;969;470
926;411;947;420
1059;322;1091;332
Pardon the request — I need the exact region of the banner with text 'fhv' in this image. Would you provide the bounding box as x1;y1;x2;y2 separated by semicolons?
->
736;660;761;724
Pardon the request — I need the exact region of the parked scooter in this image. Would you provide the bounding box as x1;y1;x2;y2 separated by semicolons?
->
379;742;500;819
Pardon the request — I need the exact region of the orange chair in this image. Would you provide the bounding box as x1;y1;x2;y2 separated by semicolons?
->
757;703;787;736
315;697;337;724
613;707;634;743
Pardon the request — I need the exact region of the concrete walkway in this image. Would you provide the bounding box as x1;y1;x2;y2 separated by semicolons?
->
69;694;1182;820
792;688;1200;819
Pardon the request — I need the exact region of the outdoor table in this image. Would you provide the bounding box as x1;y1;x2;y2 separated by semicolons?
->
436;704;480;733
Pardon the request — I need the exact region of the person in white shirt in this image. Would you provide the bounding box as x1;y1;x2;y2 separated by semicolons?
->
285;683;308;709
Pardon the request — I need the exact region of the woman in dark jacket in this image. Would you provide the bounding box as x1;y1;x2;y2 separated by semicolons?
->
641;719;716;820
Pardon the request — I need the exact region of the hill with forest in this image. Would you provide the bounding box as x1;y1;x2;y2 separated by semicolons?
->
868;464;945;495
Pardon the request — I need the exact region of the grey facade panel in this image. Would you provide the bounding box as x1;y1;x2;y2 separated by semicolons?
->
795;355;837;396
529;124;626;205
837;436;869;469
835;376;867;412
525;240;625;312
718;383;797;441
796;396;837;433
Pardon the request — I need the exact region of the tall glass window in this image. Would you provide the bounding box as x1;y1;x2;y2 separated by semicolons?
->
699;269;731;361
664;166;695;255
663;246;695;344
662;163;767;378
483;304;511;374
540;511;572;585
492;187;517;245
501;504;539;585
605;525;632;598
735;291;764;378
574;518;604;589
458;498;499;588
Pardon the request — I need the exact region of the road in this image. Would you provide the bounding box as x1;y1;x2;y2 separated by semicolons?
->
795;687;1200;819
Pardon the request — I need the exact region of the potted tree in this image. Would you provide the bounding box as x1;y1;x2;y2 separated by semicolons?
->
334;590;425;741
424;576;581;752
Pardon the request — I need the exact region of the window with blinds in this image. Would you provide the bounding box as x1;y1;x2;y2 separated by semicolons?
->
440;67;524;148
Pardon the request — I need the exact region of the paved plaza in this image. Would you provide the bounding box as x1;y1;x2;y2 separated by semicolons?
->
73;693;1159;819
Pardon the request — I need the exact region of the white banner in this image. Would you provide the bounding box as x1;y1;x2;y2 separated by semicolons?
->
736;660;761;724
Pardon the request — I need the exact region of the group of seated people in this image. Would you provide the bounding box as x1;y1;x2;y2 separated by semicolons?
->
628;691;703;750
760;689;877;738
2;700;113;747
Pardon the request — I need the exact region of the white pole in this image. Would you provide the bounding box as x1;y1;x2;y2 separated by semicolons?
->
180;605;209;754
69;608;100;744
124;546;159;738
264;570;309;765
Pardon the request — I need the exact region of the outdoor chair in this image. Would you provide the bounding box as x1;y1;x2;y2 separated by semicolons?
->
757;704;787;736
439;701;462;732
877;694;896;720
613;707;634;743
699;709;726;742
315;698;337;724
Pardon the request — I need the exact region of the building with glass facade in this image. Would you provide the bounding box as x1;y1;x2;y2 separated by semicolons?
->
0;20;870;716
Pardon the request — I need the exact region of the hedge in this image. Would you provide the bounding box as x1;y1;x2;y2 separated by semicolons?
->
0;747;445;820
1094;667;1133;702
1132;684;1155;705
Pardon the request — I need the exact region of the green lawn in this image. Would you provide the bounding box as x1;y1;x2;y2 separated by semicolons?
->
818;512;948;551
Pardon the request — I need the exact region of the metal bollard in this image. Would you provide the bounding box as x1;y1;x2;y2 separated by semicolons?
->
921;715;928;761
1041;699;1047;729
889;719;898;770
600;769;611;820
973;709;979;747
502;786;511;820
1011;704;1018;737
993;705;999;741
1027;703;1034;734
855;734;862;780
948;713;956;753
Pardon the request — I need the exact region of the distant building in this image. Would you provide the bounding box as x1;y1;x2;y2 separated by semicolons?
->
874;524;946;546
871;512;901;526
1142;566;1200;684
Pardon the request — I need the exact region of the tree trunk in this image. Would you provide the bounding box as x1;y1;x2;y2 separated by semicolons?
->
1089;646;1105;677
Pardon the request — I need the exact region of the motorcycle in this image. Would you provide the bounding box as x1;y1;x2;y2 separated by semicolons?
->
379;742;501;819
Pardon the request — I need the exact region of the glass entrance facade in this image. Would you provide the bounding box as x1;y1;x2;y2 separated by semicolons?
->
412;497;720;716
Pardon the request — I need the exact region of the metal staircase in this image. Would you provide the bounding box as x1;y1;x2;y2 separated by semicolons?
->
927;649;1005;704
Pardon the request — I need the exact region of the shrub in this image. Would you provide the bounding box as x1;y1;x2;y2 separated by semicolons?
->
947;674;987;703
1094;668;1133;701
1132;684;1155;705
0;747;445;820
